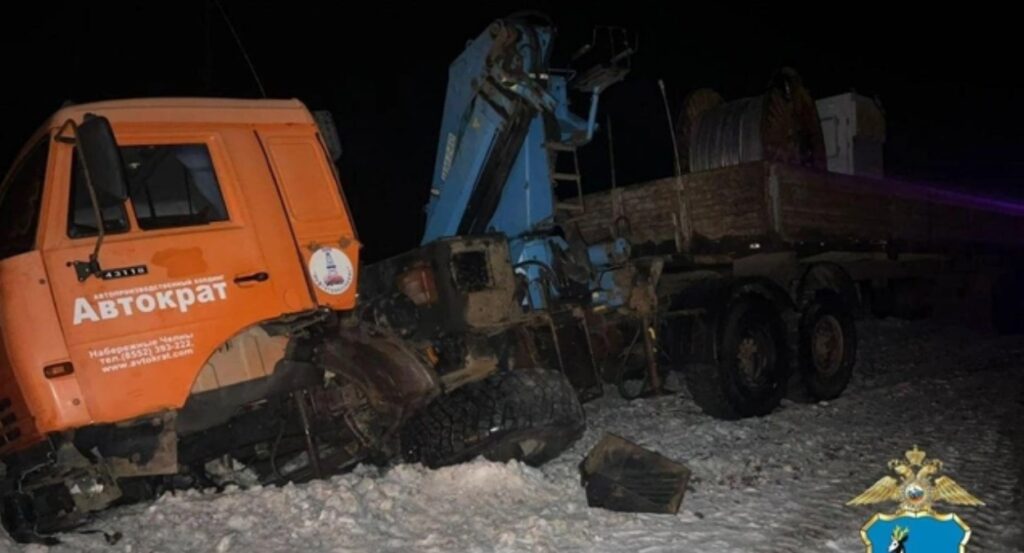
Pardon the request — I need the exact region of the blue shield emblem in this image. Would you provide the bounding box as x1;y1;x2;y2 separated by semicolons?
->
861;512;970;553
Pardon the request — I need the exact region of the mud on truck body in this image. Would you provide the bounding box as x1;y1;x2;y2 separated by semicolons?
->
0;99;576;543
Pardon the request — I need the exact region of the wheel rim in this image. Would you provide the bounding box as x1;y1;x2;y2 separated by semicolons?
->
736;326;775;390
811;314;844;376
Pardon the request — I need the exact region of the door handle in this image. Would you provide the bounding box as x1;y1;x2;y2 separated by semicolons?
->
234;272;269;284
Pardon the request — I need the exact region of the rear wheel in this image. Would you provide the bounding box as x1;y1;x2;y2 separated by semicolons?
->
401;368;585;468
799;292;856;400
685;296;788;419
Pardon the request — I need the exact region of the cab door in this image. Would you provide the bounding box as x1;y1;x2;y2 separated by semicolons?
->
256;128;360;311
0;134;91;446
40;128;311;424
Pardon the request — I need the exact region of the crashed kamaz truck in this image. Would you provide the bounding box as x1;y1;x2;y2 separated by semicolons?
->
0;99;584;542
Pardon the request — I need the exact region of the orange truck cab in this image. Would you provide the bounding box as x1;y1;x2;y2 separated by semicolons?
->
0;99;439;540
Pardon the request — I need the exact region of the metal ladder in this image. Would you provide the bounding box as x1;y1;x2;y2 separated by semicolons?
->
547;142;585;214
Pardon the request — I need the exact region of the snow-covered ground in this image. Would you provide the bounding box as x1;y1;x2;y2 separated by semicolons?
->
8;319;1024;552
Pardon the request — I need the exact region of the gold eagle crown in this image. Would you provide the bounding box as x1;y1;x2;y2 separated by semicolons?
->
847;446;984;513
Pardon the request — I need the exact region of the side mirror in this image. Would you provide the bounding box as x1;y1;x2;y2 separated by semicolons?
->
75;114;128;206
54;113;128;281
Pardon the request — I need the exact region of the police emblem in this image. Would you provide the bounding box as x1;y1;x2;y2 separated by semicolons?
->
847;446;984;552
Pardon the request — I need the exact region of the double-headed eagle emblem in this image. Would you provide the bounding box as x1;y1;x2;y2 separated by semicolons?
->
847;445;984;513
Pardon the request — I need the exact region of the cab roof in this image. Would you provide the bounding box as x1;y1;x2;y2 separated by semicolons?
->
46;98;316;127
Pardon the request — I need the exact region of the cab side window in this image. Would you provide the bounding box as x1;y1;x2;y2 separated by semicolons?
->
68;154;131;238
124;144;228;230
69;143;229;236
0;138;49;259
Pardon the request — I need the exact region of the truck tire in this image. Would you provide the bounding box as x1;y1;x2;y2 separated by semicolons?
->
799;292;857;400
685;296;788;419
401;368;585;468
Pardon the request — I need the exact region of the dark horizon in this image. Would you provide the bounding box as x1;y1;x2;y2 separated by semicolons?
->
4;3;1022;261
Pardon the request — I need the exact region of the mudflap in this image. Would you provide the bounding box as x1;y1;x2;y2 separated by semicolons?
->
580;433;692;514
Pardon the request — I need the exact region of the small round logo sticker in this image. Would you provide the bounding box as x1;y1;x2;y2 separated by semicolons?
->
308;247;354;295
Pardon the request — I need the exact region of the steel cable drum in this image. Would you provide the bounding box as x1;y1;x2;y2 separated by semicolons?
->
674;88;724;174
680;68;826;173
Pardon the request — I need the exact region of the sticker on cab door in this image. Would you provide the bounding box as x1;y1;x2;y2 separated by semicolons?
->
308;247;354;295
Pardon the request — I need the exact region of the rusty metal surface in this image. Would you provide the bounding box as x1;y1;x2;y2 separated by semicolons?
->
448;238;522;329
321;328;439;413
436;334;500;391
358;236;523;342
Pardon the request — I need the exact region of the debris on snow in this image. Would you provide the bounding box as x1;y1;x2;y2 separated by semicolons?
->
580;433;691;514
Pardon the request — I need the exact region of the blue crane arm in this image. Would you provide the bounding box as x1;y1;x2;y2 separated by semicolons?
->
421;14;633;310
422;18;558;244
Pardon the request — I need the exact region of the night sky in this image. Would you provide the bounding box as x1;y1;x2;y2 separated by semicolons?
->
3;3;1022;262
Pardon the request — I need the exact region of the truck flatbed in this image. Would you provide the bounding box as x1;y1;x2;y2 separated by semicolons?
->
571;161;1024;259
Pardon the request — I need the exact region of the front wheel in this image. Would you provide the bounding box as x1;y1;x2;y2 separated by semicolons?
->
685;296;789;419
400;368;585;468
